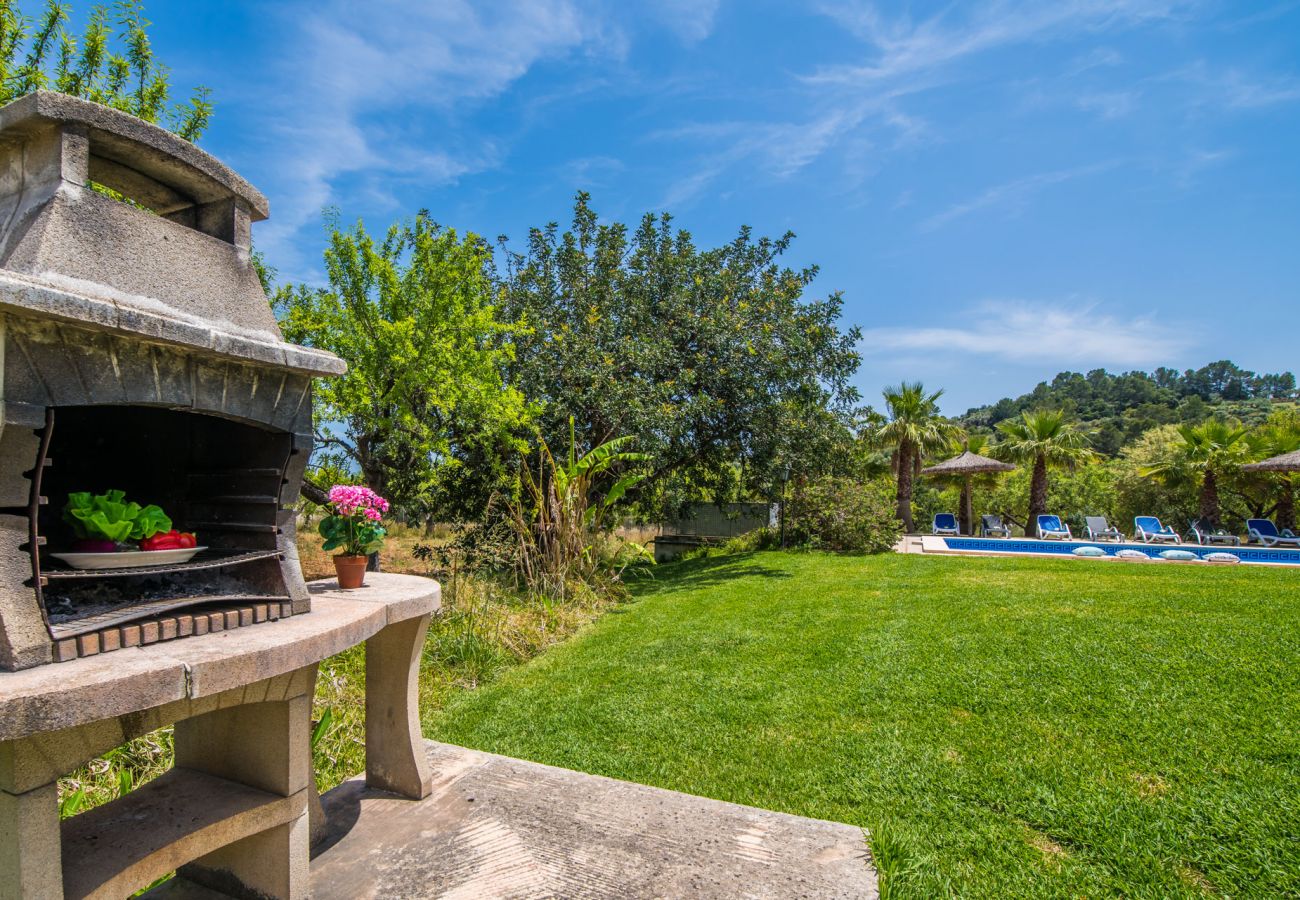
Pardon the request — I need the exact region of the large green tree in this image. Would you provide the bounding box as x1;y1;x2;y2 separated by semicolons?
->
870;382;962;532
496;192;862;517
0;0;211;140
995;409;1095;530
275;213;531;519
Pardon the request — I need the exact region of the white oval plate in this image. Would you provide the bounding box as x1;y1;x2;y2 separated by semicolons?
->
49;547;208;570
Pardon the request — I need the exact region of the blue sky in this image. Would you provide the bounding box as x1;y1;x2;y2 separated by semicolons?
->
142;0;1300;413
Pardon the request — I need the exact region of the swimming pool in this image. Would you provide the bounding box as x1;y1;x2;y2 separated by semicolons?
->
940;536;1300;565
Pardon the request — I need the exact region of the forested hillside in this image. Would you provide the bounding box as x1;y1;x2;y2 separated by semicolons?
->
961;361;1297;455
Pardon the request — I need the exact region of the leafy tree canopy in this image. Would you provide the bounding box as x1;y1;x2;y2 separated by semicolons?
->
0;0;211;140
496;192;862;518
275;212;532;519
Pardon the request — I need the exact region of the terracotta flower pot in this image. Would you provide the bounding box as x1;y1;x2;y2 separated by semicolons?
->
333;554;368;589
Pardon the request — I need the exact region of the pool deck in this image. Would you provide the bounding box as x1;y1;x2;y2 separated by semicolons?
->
897;534;1300;566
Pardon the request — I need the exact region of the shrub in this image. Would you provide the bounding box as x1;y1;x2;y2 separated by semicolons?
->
723;527;780;554
783;476;902;553
502;422;650;600
678;527;779;561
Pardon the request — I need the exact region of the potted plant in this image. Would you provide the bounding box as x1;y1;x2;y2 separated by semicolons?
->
319;485;389;589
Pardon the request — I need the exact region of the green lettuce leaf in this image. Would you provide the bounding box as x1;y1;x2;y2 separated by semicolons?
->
62;490;172;544
131;505;173;540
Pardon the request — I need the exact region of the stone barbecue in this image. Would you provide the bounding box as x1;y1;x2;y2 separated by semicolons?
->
0;91;345;670
0;92;439;900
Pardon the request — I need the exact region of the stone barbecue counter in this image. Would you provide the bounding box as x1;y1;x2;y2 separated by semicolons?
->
0;574;437;742
0;574;440;899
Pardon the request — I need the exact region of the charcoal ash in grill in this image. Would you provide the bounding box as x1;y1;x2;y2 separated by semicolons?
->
45;573;267;624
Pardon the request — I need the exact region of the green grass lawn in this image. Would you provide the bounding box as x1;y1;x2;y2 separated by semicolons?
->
428;552;1300;898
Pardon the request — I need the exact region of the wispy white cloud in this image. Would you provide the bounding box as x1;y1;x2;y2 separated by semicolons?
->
1077;89;1140;118
559;155;627;188
1216;1;1300;32
808;0;1187;86
647;0;722;43
657;1;1189;206
860;300;1193;367
253;0;618;279
1164;62;1300;110
1166;147;1234;188
654;89;924;206
655;115;849;207
660;164;726;209
1017;51;1300;127
1065;46;1125;75
919;161;1120;231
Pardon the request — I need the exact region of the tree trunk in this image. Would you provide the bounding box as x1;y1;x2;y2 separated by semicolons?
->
1200;470;1219;525
895;441;915;532
1278;477;1296;532
1027;455;1049;532
299;478;329;506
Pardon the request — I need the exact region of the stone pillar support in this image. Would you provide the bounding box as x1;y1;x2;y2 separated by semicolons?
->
0;783;60;900
365;613;433;799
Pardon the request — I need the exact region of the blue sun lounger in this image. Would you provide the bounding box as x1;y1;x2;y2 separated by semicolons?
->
1134;516;1180;543
932;513;959;536
1246;518;1300;547
1036;515;1071;540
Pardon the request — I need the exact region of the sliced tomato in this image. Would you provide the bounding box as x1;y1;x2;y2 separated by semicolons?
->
141;530;183;551
139;529;198;551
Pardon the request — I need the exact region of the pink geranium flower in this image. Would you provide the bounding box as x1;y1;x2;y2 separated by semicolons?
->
320;484;390;558
327;485;389;519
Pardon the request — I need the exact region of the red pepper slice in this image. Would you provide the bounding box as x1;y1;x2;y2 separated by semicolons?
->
139;530;198;551
141;531;183;551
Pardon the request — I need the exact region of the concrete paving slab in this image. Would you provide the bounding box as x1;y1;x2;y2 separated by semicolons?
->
310;740;877;899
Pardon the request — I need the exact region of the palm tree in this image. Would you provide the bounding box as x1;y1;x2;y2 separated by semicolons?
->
871;382;963;532
995;410;1095;529
1142;419;1248;526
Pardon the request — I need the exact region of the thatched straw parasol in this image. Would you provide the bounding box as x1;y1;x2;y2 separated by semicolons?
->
1242;450;1300;472
1243;450;1300;532
921;451;1016;535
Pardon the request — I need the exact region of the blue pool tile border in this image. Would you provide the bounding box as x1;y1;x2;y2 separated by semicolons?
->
941;537;1300;565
